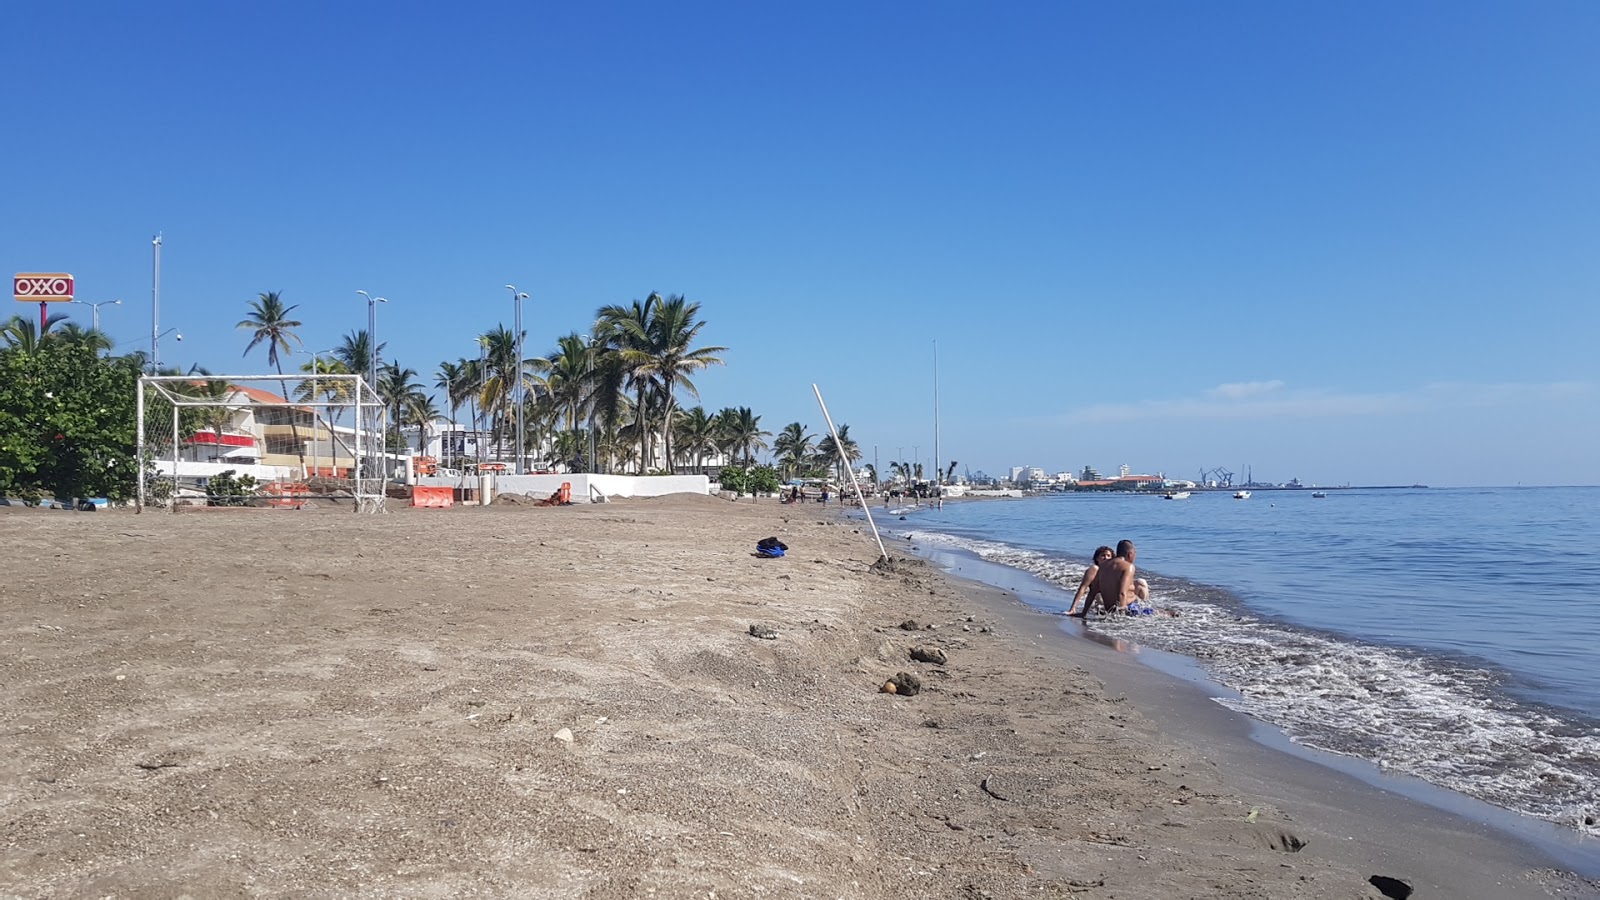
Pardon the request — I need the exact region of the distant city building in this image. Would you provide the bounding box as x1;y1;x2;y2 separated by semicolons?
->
1119;463;1131;478
1054;471;1078;483
1008;466;1025;483
1080;465;1102;482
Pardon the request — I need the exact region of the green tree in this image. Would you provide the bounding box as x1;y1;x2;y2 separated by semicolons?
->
237;291;306;471
672;406;720;473
0;340;141;503
1;312;71;353
596;295;659;469
635;295;726;471
816;423;861;484
334;329;385;388
378;363;422;449
716;406;769;466
772;422;813;480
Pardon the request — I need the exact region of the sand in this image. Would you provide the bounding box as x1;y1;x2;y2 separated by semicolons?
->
0;495;1595;898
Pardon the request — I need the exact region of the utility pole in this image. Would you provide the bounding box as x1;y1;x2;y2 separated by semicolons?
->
150;234;162;373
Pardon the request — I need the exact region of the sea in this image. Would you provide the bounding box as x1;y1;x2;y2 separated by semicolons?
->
875;487;1600;838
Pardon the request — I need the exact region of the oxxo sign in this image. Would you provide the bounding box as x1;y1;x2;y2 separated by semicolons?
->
14;273;76;303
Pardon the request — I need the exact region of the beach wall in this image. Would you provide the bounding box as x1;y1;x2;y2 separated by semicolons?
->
413;473;710;503
152;460;299;482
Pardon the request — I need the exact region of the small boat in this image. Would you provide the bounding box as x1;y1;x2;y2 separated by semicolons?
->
1311;491;1327;499
1163;491;1191;500
1233;490;1251;500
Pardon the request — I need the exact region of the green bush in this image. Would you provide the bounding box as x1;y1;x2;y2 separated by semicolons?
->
205;470;259;506
0;341;140;502
749;465;781;495
719;464;749;496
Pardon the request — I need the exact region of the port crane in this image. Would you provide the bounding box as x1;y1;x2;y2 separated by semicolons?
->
1200;466;1234;488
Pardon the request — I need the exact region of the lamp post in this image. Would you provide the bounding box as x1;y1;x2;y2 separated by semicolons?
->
150;234;162;373
72;298;121;332
356;291;388;478
505;285;529;475
477;336;488;472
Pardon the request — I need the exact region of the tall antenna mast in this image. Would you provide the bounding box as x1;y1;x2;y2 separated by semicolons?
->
933;339;941;488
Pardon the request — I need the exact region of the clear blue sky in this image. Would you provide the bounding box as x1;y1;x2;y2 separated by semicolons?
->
6;2;1596;486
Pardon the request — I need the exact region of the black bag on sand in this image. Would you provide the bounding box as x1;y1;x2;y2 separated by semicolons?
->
756;536;788;557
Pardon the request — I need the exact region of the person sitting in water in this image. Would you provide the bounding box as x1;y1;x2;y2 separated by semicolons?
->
1093;540;1152;615
1067;546;1115;617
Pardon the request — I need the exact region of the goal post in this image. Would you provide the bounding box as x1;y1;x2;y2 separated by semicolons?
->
136;373;388;513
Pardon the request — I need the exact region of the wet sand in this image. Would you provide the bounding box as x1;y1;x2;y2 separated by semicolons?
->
0;496;1595;898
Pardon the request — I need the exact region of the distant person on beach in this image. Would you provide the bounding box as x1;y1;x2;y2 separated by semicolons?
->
1094;540;1152;614
1068;545;1115;616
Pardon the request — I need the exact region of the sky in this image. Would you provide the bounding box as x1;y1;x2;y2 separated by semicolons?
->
4;2;1597;487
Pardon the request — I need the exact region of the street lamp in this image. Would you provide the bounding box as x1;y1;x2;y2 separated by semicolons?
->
71;298;121;331
505;285;529;476
586;336;597;474
355;290;388;474
476;335;488;472
150;234;162;373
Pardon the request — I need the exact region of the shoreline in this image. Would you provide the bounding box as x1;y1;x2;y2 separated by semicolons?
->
2;497;1597;897
899;535;1600;884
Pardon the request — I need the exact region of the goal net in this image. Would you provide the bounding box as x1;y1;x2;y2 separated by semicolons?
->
136;374;388;513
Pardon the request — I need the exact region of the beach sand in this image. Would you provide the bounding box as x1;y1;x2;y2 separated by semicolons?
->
0;496;1594;898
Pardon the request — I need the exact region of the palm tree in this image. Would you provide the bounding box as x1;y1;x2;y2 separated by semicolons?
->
717;406;769;467
772;422;814;480
404;392;441;453
596;295;659;469
587;349;630;473
178;366;237;461
816;423;861;483
1;312;70;352
378;363;422;450
475;326;542;465
237;291;305;470
672;406;721;473
535;333;593;464
635;295;726;471
334;329;385;388
54;322;114;354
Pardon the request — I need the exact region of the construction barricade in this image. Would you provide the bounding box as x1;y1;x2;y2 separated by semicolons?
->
411;486;455;509
264;482;310;509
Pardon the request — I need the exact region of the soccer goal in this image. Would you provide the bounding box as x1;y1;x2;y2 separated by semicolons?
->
136;373;389;513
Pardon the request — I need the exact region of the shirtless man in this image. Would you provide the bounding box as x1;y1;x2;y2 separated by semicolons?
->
1094;540;1150;614
1067;546;1115;616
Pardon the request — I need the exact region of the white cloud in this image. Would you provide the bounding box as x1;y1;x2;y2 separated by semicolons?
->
1056;380;1591;426
1206;380;1285;400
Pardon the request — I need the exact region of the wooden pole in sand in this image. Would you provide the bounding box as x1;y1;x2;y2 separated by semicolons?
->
812;383;889;562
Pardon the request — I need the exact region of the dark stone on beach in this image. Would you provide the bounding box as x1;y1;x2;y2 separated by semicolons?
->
747;624;778;640
910;646;947;665
888;671;922;696
1367;875;1413;899
899;619;920;631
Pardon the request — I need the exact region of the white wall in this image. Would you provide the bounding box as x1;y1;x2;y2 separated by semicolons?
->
154;460;298;482
413;472;710;503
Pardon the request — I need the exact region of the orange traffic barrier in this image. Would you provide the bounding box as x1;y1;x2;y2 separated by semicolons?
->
411;486;455;509
537;482;573;507
264;482;310;509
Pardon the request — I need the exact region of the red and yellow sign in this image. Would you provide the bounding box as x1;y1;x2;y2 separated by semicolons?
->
14;273;75;303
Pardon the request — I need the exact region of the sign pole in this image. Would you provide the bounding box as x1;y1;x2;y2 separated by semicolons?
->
40;301;47;333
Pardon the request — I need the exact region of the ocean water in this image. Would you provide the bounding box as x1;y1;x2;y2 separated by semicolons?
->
882;487;1600;835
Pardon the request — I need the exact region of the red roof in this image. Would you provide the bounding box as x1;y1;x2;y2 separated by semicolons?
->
230;384;289;404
